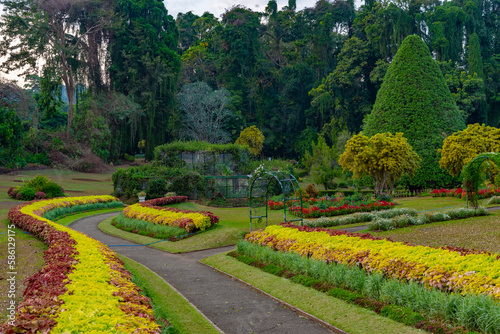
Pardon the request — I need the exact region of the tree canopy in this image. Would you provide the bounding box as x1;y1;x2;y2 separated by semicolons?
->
363;34;465;188
440;123;500;176
339;132;420;195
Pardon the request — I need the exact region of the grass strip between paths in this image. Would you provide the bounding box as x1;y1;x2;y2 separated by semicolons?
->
55;207;124;226
99;217;243;253
117;254;221;334
201;252;426;334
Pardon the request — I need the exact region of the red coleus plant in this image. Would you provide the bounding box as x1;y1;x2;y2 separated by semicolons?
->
2;205;78;334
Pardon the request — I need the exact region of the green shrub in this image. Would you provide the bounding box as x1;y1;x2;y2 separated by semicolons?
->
112;164;184;199
18;187;36;200
146;178;168;200
327;288;363;303
41;182;64;198
153;140;250;174
290;274;320;287
170;172;207;199
262;264;284;276
380;305;426;326
236;255;257;265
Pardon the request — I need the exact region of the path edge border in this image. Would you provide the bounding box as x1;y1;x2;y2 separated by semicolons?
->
200;260;350;334
116;254;225;334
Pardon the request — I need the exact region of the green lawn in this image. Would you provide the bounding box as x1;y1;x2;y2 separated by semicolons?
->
202;252;425;334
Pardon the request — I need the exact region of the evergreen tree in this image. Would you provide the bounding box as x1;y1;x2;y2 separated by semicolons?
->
363;35;465;188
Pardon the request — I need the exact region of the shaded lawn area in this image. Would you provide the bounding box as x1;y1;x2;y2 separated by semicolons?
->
0;168;115;201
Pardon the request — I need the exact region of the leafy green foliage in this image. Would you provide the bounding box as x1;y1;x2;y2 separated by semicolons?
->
439;124;500;176
235;126;265;156
110;0;181;160
153;140;250;174
363;35;465;189
0;107;26;168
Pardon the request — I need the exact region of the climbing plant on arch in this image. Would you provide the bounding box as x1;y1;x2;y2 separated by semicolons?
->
248;171;303;231
462;152;500;208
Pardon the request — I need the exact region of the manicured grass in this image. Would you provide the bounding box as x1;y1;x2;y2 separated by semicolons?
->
100;217;244;253
169;202;288;229
393;195;489;212
118;254;220;334
201;252;426;334
55;207;124;226
373;210;500;253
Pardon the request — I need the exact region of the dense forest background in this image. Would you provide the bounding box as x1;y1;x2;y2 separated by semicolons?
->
0;0;498;170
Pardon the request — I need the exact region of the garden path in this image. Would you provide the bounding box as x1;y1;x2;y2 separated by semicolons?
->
70;213;336;334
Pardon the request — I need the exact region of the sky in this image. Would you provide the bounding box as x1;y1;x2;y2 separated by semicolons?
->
165;0;318;19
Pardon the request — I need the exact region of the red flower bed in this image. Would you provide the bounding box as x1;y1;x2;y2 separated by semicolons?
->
3;203;78;333
289;201;395;218
431;186;500;200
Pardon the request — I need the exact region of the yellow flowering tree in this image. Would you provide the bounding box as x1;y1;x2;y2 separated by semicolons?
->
235;125;264;156
439;123;500;176
339;132;420;195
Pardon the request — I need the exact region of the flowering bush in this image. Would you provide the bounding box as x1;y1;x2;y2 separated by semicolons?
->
431;185;500;200
430;188;465;198
245;224;500;300
289;201;395;218
123;196;218;232
34;191;47;199
2;196;160;333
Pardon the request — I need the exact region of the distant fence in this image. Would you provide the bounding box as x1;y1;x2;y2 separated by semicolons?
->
205;175;249;199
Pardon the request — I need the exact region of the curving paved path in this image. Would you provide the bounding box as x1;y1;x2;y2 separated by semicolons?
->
70;213;334;334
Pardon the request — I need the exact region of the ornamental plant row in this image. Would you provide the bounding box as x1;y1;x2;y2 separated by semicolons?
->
431;185;500;200
245;224;500;301
2;196;161;334
289;201;395;218
123;196;218;232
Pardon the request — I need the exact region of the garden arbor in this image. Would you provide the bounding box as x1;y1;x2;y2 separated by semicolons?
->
249;171;303;231
462;152;500;208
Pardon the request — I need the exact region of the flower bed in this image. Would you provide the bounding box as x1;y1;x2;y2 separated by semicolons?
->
431;185;500;200
123;196;218;232
2;196;160;333
289;201;395;218
268;195;395;218
245;224;500;300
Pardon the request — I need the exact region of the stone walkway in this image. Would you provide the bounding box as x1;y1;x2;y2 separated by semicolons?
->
70;213;335;334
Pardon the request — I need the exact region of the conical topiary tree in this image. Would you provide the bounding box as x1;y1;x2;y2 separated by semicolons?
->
363;35;465;188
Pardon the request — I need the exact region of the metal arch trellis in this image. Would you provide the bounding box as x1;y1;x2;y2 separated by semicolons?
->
248;171;303;231
463;152;500;209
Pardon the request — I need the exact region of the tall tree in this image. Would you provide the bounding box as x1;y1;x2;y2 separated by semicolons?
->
0;0;114;132
363;35;465;188
110;0;181;160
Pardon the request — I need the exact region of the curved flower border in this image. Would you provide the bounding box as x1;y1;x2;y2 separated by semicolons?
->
245;224;500;300
1;196;160;334
123;196;219;232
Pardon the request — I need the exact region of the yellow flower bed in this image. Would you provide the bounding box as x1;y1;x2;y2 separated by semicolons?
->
20;196;160;333
123;204;212;232
246;225;500;300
